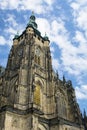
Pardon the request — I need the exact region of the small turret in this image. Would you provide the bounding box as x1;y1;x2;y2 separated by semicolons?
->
13;33;19;39
43;33;50;47
13;32;19;45
84;109;86;118
63;75;66;85
56;71;59;80
44;32;49;41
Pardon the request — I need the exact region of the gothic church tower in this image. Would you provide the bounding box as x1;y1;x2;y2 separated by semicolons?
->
0;13;84;130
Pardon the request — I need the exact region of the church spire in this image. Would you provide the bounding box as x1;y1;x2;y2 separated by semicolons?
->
63;75;66;85
27;12;38;29
84;109;86;118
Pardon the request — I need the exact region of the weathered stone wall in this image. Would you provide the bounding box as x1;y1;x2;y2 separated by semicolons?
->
0;112;5;130
58;124;84;130
4;111;32;130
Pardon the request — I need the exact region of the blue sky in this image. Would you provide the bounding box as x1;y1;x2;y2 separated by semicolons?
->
0;0;87;114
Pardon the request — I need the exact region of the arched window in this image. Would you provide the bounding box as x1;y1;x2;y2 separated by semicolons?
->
34;85;40;105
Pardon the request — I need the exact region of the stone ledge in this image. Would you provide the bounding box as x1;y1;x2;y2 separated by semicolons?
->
39;116;82;128
0;105;44;115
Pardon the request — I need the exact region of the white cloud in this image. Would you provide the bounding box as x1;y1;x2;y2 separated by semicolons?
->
0;0;20;10
3;13;26;46
74;31;86;43
20;0;44;13
64;0;87;80
0;35;12;46
4;14;18;27
75;85;87;99
77;9;87;30
5;27;16;34
70;0;87;32
43;0;54;5
50;46;55;53
52;58;60;70
0;0;55;14
51;19;67;35
0;36;7;45
36;18;51;36
3;14;19;35
71;2;80;10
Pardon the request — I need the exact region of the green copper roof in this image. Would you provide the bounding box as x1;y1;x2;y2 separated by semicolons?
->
27;12;38;29
13;32;19;40
44;33;49;41
30;11;36;21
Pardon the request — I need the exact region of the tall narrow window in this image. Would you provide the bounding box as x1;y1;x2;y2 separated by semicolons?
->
34;85;40;105
38;57;40;65
35;55;37;63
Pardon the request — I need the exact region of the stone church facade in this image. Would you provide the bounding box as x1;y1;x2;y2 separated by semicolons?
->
0;13;85;130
